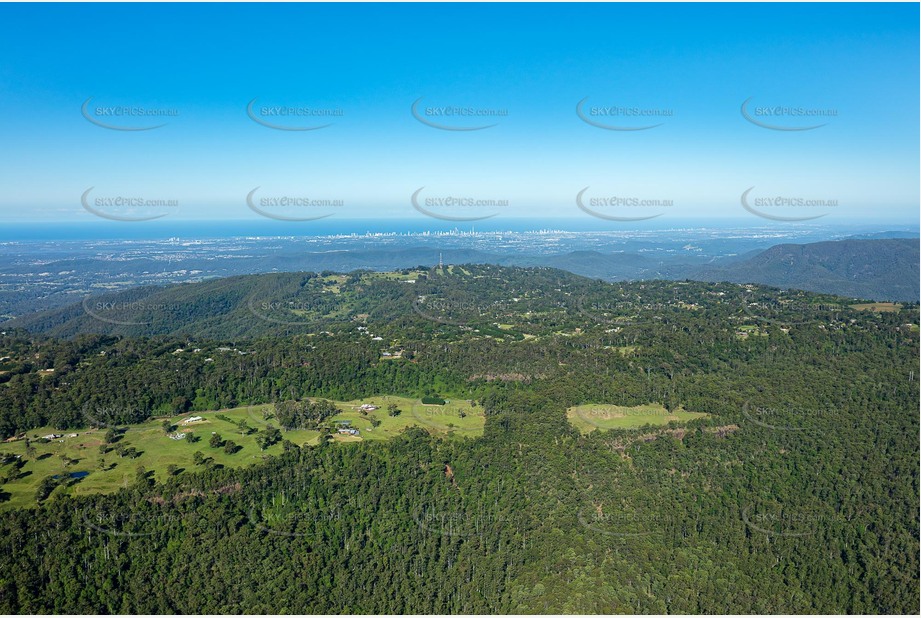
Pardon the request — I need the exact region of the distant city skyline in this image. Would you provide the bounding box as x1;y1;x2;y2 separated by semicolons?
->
0;3;917;226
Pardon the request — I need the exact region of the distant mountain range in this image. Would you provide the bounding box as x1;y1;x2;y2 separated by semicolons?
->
688;238;919;302
511;237;918;301
247;237;919;301
842;230;919;240
2;237;917;329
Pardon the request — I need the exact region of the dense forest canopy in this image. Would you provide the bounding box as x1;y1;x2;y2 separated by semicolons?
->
0;265;917;613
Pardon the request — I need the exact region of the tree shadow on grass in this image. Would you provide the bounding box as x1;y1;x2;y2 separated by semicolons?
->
65;476;86;488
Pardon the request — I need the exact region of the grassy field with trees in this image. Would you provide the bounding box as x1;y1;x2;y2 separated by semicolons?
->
566;403;708;433
0;395;484;510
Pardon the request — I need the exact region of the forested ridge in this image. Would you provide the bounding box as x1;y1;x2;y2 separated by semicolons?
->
0;265;917;613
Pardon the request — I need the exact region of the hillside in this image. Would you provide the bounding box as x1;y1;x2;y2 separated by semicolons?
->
691;238;919;301
8;264;893;340
0;265;918;613
2;237;915;325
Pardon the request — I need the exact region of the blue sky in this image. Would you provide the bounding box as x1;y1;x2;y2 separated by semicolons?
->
0;2;917;227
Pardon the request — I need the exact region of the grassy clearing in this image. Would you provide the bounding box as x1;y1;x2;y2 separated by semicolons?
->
321;395;483;441
850;302;901;312
736;325;766;339
367;270;426;282
567;403;708;434
0;395;484;510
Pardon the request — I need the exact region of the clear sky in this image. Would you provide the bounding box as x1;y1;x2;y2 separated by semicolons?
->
0;2;917;227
